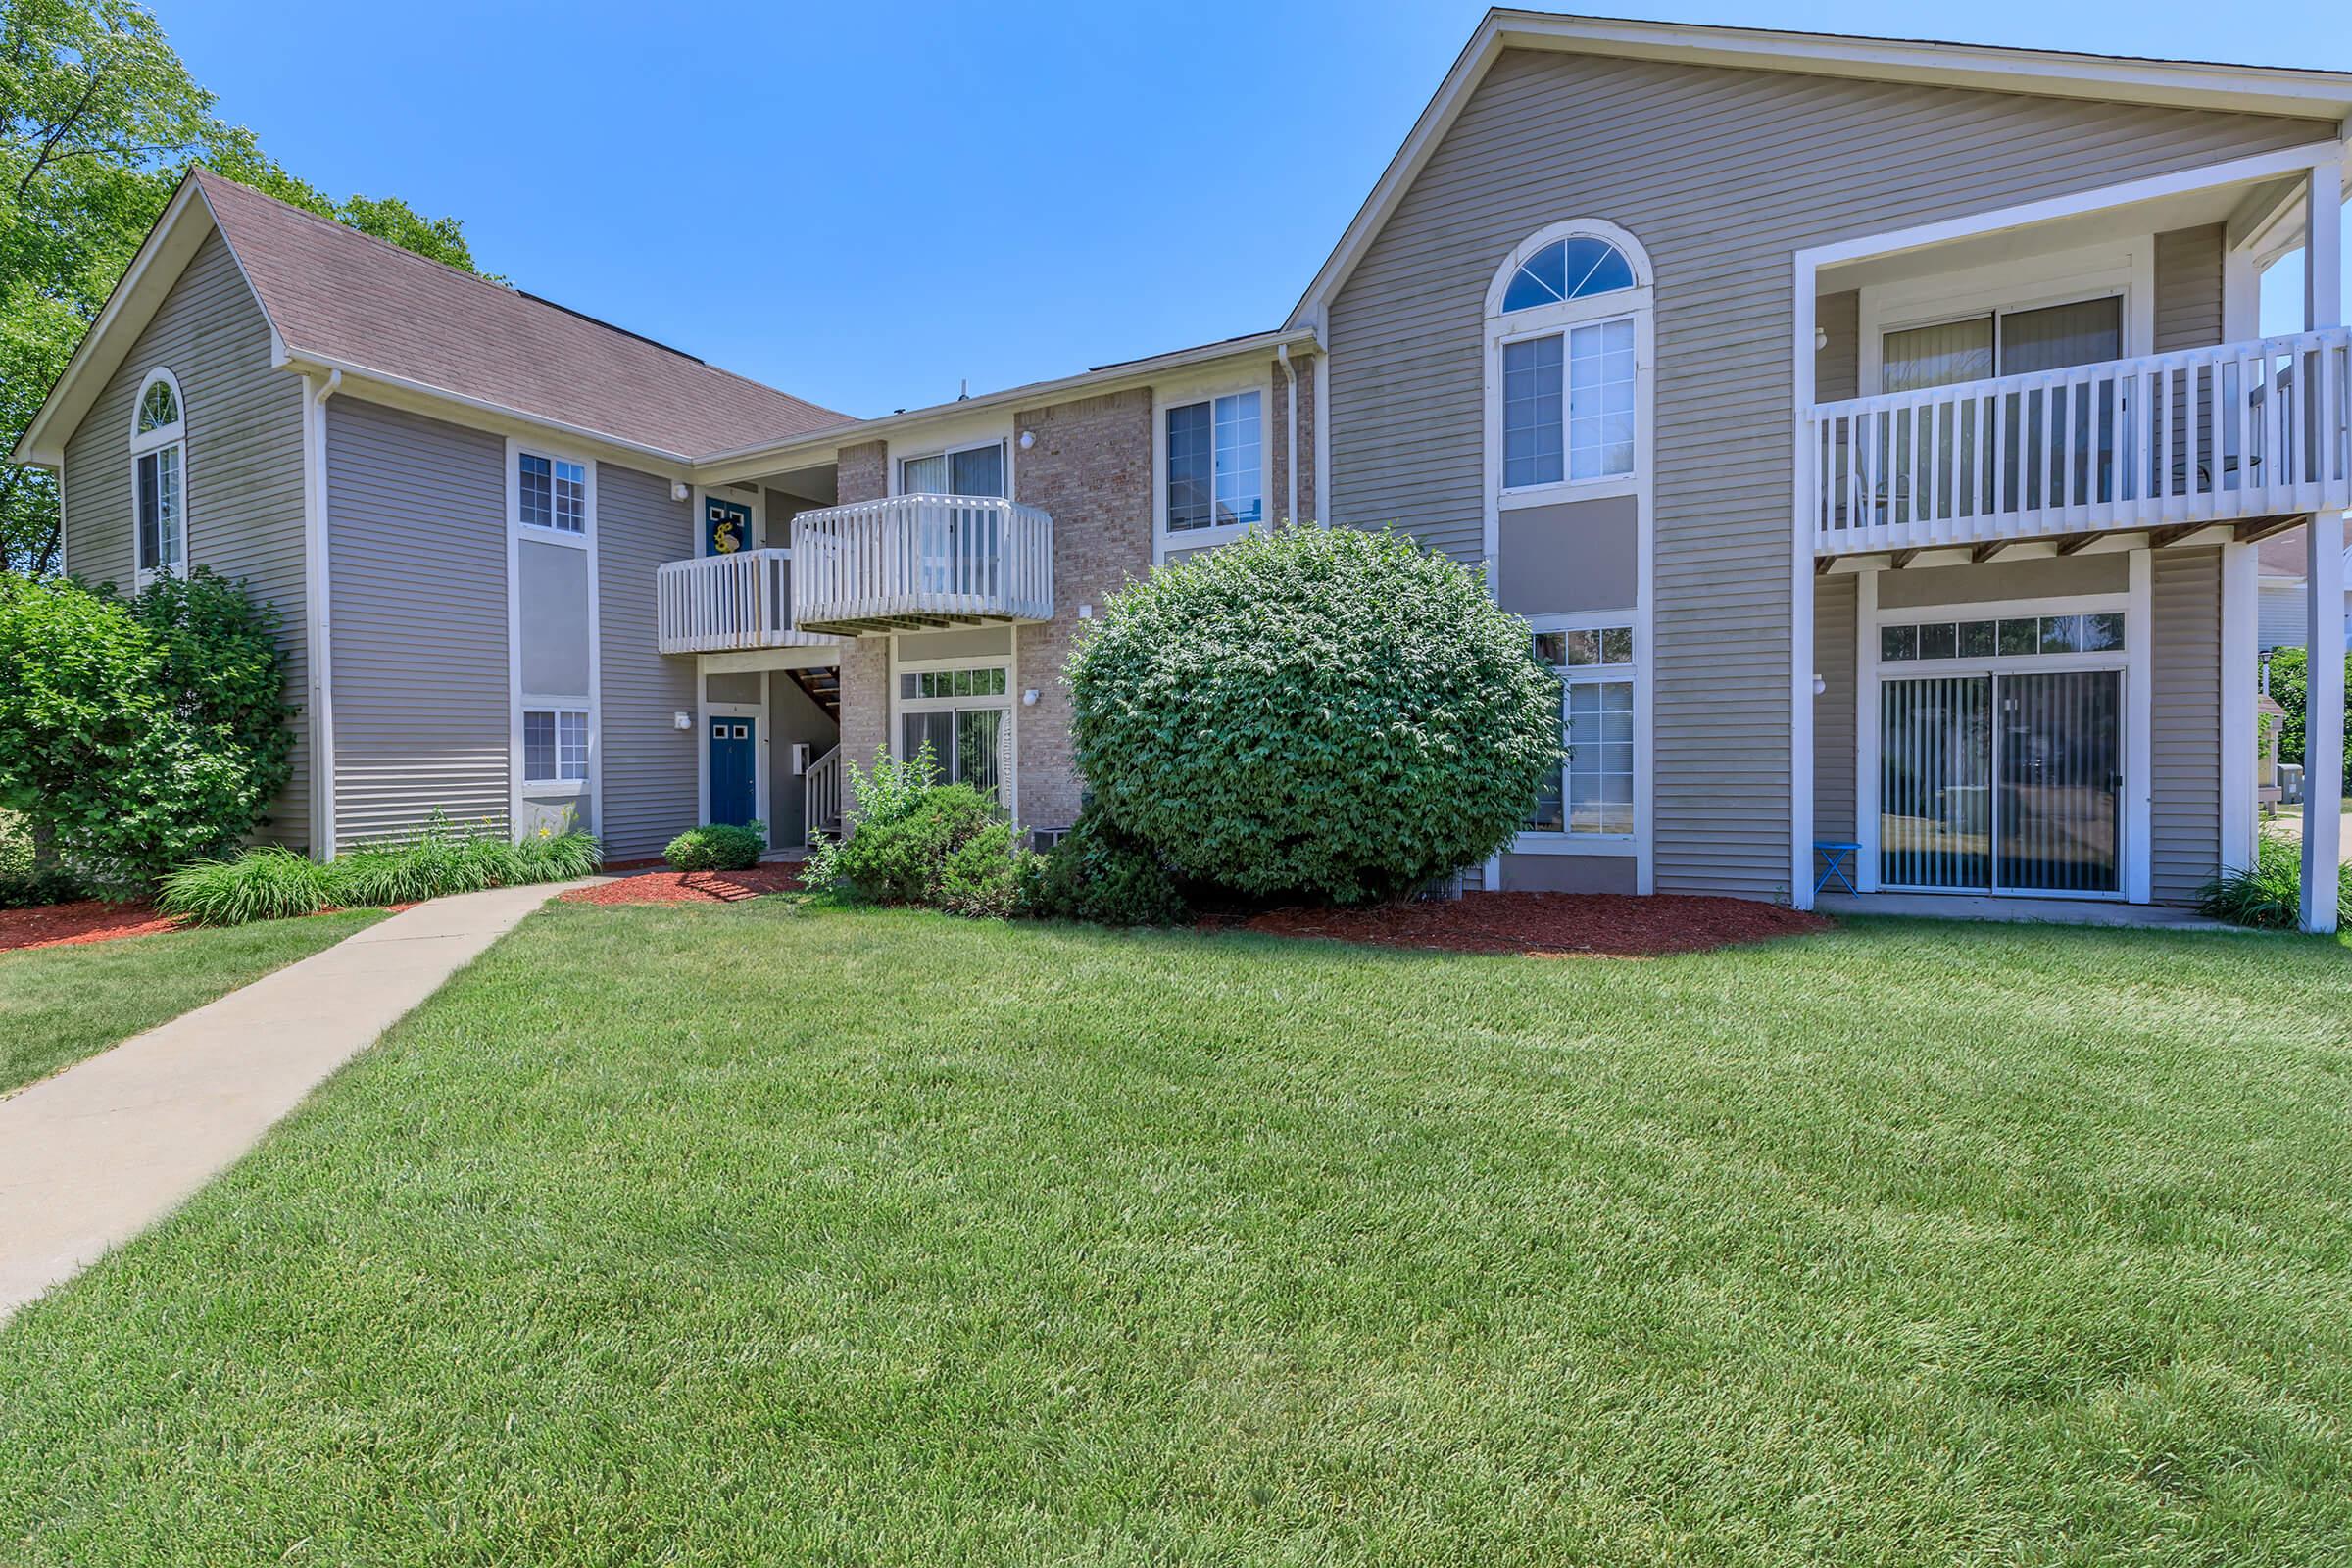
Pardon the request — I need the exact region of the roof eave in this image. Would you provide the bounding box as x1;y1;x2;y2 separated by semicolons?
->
11;172;239;468
1288;10;2352;329
692;324;1322;482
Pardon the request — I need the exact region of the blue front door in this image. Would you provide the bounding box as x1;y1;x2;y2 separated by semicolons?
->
709;717;758;826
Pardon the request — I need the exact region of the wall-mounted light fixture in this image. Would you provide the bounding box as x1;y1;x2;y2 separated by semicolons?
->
1018;430;1036;450
672;711;692;730
670;481;691;503
1814;327;1829;352
1022;688;1040;707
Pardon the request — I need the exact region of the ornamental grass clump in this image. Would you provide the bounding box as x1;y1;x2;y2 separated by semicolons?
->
2198;834;2352;930
1065;525;1561;906
162;811;601;926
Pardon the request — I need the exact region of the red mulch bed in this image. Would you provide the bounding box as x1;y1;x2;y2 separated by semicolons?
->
1230;892;1832;960
560;865;805;906
0;899;184;954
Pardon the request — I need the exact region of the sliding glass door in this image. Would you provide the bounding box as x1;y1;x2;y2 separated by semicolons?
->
1880;668;2120;895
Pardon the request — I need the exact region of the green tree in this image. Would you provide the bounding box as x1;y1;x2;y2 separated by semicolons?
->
2266;645;2352;793
1;0;486;576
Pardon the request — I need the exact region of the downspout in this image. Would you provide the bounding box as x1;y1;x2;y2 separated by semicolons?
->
1313;320;1331;526
306;368;341;858
1277;343;1299;529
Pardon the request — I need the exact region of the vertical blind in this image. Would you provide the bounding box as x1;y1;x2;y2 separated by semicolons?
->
1879;670;2121;893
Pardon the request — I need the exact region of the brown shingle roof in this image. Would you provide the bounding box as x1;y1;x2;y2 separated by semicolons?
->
2258;528;2307;576
191;168;850;459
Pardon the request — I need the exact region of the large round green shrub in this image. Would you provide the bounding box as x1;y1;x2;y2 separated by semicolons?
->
1067;526;1561;905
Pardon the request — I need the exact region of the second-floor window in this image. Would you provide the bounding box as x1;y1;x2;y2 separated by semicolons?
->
130;369;185;581
1488;224;1648;498
519;451;587;533
1165;390;1261;534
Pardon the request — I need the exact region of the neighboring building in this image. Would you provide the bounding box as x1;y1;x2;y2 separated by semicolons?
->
2255;524;2352;652
15;13;2352;927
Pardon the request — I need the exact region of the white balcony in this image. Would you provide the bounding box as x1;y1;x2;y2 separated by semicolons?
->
790;494;1054;636
655;549;841;656
1808;328;2352;558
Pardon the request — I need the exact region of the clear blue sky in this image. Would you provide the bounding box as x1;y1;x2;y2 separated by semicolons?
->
163;0;2352;418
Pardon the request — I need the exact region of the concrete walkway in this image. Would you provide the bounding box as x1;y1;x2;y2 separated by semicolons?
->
0;880;578;1320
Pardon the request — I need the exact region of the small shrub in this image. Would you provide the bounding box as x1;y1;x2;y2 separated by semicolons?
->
2198;834;2352;930
805;748;1030;916
0;813;83;907
158;847;332;925
936;819;1024;918
1023;806;1189;926
664;822;766;872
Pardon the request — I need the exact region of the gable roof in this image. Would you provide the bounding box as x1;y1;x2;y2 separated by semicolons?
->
15;168;850;468
1288;10;2352;327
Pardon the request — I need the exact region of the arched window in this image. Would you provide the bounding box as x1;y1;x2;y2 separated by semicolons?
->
129;368;186;581
1486;221;1651;491
1500;235;1636;314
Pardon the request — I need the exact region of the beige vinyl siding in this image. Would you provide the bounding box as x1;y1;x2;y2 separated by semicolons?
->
2152;224;2224;352
326;398;510;843
1812;573;1857;845
1327;49;2318;899
2151;547;2224;906
598;464;698;859
59;228;312;849
1815;291;1859;403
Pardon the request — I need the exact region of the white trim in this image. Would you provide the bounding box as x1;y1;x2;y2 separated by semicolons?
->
1858;584;2147;902
128;368;185;449
2220;539;2257;876
2125;549;2154;904
301;371;340;858
2303;509;2347;933
886;636;1021;825
694;327;1318;485
1512;611;1643;861
1287;11;2352;330
1854;239;2152;395
697;694;773;847
1852;564;1880;893
1480;220;1658;891
1152;370;1274;563
1797;143;2344;273
505;436;602;843
517;700;594;794
2309;157;2345;331
889;431;1013;502
12;177;220;468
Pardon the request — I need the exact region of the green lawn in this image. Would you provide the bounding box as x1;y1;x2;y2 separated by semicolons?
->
0;910;385;1096
3;903;2349;1565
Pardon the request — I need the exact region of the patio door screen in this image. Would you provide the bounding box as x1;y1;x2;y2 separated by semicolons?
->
1880;669;2120;894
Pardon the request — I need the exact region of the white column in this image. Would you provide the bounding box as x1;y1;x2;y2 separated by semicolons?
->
2305;510;2345;933
2299;161;2343;933
2220;540;2258;875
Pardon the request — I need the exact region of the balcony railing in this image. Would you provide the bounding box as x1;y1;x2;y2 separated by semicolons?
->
655;549;840;656
1808;327;2352;556
790;493;1054;636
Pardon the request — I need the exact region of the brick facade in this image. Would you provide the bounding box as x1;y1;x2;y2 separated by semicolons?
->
1010;387;1154;828
834;439;891;785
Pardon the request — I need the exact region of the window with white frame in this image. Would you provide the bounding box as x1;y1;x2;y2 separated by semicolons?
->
897;662;1011;804
518;451;587;533
130;369;186;580
900;440;1005;498
1489;226;1646;496
1164;390;1262;536
523;708;590;784
1529;624;1636;837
